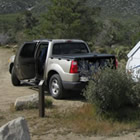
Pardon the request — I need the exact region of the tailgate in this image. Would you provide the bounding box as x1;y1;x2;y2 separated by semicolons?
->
76;56;116;81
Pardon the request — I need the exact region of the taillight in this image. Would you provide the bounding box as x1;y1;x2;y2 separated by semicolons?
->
115;58;118;69
70;60;78;73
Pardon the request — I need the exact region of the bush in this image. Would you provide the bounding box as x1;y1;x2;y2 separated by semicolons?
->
84;67;140;115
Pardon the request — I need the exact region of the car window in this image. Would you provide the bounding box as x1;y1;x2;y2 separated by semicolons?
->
52;42;89;55
20;43;36;58
38;43;48;57
37;43;48;62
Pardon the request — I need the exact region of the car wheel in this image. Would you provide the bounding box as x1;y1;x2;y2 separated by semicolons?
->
11;67;20;86
49;74;65;99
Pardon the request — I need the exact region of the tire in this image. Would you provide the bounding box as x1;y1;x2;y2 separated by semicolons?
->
11;67;20;86
49;74;65;99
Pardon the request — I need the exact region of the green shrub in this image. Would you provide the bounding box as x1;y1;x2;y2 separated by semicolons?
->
84;67;140;116
45;98;53;108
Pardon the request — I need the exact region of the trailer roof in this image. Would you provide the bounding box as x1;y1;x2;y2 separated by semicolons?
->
127;41;140;58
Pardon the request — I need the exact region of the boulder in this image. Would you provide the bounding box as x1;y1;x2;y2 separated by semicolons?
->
14;94;38;110
0;117;30;140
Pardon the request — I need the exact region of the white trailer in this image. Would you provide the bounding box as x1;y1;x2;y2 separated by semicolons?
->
126;41;140;81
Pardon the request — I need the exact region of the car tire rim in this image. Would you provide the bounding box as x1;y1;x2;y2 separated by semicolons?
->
51;79;59;95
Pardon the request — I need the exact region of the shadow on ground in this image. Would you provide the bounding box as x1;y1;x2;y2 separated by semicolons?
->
18;81;86;102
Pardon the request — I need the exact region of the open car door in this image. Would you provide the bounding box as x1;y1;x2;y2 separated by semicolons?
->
35;42;48;79
15;42;37;80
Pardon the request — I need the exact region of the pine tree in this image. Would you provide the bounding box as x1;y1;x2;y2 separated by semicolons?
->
39;0;101;41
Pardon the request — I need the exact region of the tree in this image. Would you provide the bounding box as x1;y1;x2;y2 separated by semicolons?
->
24;11;38;30
39;0;101;41
23;10;39;40
14;16;24;32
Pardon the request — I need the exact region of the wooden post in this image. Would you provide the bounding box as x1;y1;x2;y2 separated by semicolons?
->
39;80;45;117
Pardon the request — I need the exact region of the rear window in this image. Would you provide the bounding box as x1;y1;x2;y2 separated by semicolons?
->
52;42;89;55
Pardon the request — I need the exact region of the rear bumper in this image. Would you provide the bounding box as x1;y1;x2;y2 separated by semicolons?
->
62;81;87;91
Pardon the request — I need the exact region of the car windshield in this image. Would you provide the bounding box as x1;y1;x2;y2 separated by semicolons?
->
52;42;89;55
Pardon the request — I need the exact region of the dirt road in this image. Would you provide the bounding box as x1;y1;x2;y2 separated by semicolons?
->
0;47;84;110
0;48;35;110
0;47;140;140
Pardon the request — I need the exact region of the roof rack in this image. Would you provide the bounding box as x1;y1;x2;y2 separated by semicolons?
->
32;39;51;42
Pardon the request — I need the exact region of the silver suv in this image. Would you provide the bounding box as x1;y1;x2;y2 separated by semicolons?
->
9;39;117;99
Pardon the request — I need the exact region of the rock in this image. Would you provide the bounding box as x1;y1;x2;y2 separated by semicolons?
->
0;117;30;140
14;94;38;110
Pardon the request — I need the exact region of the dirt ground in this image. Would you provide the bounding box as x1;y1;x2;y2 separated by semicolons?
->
0;47;140;140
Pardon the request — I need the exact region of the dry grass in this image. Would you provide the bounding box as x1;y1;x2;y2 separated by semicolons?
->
63;104;140;136
0;103;140;138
